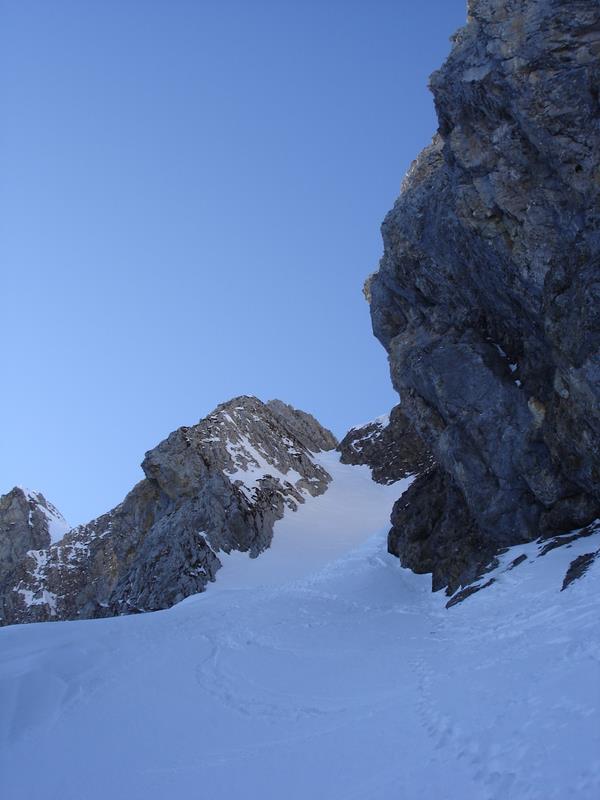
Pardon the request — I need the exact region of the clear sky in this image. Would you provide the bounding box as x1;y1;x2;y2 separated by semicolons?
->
1;0;466;525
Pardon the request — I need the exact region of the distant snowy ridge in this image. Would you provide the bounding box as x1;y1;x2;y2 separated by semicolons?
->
0;396;345;626
346;412;390;433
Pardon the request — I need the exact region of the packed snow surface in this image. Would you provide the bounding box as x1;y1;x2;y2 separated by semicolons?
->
1;454;599;800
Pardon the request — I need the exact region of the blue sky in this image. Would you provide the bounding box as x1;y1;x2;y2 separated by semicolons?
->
1;0;465;524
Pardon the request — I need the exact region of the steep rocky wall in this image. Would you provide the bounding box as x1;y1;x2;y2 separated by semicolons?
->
369;0;600;589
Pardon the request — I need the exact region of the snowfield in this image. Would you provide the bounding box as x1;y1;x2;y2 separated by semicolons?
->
1;454;599;800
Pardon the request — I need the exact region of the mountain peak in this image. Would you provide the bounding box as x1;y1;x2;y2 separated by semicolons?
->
1;396;340;626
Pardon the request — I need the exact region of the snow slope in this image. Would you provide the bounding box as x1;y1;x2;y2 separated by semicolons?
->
213;450;410;590
1;455;599;800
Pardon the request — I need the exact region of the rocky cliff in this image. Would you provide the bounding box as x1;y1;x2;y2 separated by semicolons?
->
369;0;600;592
338;405;433;484
0;397;337;625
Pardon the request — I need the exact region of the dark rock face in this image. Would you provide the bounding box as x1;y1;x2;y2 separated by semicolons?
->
369;0;600;589
0;396;337;626
389;468;497;594
338;405;433;484
561;550;600;591
445;577;496;609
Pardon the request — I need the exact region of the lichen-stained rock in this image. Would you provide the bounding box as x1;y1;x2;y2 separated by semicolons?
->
338;405;433;484
369;0;600;588
0;396;337;626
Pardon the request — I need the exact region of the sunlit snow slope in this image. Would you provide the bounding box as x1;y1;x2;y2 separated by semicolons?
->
1;454;599;800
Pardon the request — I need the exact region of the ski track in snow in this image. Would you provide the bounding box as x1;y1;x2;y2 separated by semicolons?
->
1;453;599;800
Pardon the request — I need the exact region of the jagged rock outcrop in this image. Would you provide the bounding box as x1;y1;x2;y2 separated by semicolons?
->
338;405;433;484
0;488;69;589
267;399;338;453
369;0;600;590
0;396;337;625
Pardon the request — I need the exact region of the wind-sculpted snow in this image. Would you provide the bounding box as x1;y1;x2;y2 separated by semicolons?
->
0;455;598;799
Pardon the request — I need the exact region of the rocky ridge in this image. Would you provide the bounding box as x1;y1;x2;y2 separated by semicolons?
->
0;396;337;625
337;405;433;485
369;0;600;592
